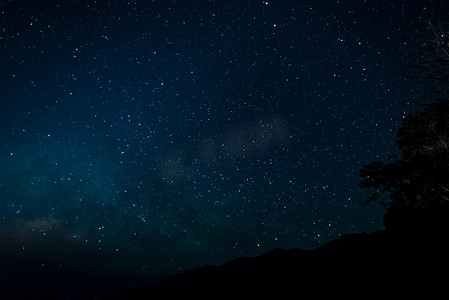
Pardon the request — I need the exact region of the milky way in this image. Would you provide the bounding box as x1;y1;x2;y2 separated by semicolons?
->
1;0;447;284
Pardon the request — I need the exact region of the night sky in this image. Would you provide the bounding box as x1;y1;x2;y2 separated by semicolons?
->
1;0;448;293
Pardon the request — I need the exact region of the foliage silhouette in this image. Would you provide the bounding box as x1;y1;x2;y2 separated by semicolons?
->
360;99;449;229
360;23;449;230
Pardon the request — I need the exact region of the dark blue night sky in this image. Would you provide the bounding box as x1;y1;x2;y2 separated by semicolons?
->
1;0;447;295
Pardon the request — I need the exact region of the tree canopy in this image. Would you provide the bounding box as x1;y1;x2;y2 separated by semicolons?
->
360;22;449;230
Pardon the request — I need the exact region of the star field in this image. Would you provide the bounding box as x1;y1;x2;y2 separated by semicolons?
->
1;0;447;289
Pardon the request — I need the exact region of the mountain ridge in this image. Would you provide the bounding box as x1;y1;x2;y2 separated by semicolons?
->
110;228;449;298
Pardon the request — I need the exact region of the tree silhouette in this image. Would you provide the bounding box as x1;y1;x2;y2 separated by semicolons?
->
411;21;449;96
360;23;449;231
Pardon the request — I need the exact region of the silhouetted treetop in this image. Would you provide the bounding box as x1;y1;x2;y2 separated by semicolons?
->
360;21;449;230
360;98;449;230
398;100;449;157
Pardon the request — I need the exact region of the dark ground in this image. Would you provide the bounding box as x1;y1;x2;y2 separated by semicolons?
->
108;207;449;299
2;206;448;299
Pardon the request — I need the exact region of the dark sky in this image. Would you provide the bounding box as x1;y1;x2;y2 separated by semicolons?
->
0;0;447;294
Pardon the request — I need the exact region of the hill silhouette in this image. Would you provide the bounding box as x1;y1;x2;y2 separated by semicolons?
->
109;80;449;298
109;204;449;298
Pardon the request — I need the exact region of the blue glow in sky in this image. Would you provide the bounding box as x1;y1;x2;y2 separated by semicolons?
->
1;0;447;295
